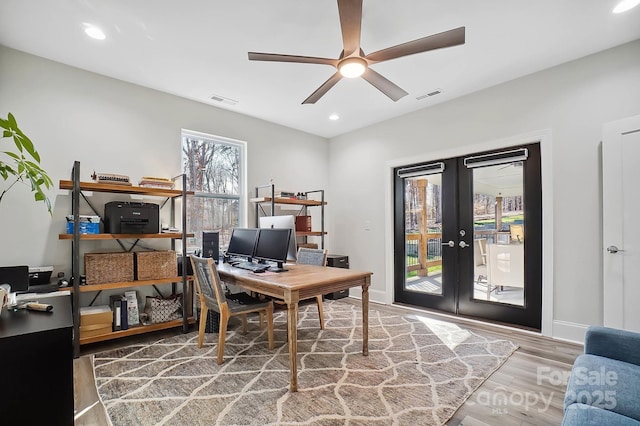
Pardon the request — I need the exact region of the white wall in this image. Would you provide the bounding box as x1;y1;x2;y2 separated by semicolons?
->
3;39;639;341
328;40;640;341
0;46;329;305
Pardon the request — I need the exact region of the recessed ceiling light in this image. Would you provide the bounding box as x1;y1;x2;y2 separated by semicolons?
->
613;0;640;13
329;114;340;121
83;23;106;40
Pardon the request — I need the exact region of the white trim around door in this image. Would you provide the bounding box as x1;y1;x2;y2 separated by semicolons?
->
384;129;554;338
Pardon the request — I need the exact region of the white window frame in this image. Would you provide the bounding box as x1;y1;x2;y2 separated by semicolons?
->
181;128;248;232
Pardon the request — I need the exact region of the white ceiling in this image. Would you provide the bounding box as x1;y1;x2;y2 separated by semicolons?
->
1;1;639;138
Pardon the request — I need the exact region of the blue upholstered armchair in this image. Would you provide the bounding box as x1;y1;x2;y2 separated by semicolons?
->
563;326;640;425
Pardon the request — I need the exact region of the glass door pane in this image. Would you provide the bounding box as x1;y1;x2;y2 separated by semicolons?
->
472;162;525;306
404;175;443;295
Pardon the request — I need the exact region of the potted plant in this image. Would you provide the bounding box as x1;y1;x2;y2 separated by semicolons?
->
0;113;52;213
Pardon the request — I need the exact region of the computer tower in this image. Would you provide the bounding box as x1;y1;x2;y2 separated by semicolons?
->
203;231;220;262
325;254;349;299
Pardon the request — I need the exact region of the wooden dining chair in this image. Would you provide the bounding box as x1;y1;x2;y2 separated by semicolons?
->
258;247;328;329
295;247;328;329
190;255;274;364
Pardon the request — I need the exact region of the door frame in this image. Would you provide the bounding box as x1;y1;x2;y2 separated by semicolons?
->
384;129;554;337
602;114;640;330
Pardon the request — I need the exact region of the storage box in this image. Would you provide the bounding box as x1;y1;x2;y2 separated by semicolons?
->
84;252;134;285
135;250;177;280
66;215;100;234
79;305;112;338
295;215;312;232
80;305;113;326
80;324;113;339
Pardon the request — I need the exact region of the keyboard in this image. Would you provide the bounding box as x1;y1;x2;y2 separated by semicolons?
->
233;262;269;273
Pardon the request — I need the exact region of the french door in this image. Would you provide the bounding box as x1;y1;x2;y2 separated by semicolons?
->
394;143;542;329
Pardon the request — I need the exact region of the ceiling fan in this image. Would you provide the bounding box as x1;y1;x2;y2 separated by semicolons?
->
248;0;465;104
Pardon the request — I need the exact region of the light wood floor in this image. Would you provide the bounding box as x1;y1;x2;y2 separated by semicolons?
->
74;299;582;425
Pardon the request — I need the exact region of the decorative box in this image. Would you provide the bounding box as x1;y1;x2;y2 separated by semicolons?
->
84;252;134;285
295;215;312;232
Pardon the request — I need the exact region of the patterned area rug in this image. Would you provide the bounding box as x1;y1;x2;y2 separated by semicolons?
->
93;300;517;425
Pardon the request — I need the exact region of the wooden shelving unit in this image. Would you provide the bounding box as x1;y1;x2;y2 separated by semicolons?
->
60;276;193;292
79;317;197;345
252;184;327;249
249;196;325;207
58;232;192;240
60;162;196;357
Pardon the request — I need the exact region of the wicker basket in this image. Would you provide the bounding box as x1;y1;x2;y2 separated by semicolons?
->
135;250;178;280
84;252;134;285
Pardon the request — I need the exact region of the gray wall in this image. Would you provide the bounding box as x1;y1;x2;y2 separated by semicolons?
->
328;39;640;341
0;45;329;305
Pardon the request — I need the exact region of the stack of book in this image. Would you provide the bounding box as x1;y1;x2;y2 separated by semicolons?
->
138;176;175;189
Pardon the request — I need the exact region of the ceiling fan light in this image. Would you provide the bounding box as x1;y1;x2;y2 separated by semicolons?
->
613;0;640;13
339;58;367;78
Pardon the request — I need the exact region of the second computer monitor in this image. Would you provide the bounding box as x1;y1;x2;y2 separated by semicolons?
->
226;228;259;261
253;228;292;271
259;215;297;261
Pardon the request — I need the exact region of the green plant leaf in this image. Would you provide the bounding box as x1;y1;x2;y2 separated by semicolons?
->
4;151;19;159
14;132;38;160
13;138;24;154
1;112;52;215
7;113;17;128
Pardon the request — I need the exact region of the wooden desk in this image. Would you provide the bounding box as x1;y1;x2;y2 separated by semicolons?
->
216;262;372;392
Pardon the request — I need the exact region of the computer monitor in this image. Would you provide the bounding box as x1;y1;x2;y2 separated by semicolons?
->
259;215;298;262
226;228;259;261
253;228;292;272
0;265;29;293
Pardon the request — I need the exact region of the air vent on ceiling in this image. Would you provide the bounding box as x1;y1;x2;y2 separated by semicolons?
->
416;89;442;101
209;94;238;106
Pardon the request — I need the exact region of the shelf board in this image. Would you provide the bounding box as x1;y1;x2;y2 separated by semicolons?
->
250;196;326;206
61;276;191;292
59;180;194;197
79;317;196;345
58;232;193;240
297;231;327;237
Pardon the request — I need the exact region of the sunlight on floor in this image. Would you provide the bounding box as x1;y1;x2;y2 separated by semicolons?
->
414;315;473;350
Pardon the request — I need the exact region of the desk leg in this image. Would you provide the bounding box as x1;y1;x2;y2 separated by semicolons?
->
286;294;299;392
362;277;370;356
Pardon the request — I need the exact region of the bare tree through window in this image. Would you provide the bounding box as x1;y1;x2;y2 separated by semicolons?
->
182;131;244;251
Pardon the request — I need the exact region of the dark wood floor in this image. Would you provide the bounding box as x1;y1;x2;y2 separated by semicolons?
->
74;299;582;425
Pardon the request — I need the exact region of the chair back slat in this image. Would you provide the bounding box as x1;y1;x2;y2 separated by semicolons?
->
296;248;327;266
190;256;227;310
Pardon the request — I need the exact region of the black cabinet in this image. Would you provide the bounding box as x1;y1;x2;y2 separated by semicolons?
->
325;254;350;299
0;295;73;425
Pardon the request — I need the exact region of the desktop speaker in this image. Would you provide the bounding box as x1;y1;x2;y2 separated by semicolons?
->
203;231;220;262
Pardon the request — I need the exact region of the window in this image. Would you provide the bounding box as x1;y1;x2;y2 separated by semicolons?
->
181;129;246;252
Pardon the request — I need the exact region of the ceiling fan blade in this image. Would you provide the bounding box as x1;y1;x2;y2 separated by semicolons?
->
248;52;338;67
302;72;343;104
337;0;363;56
361;68;408;101
365;26;465;64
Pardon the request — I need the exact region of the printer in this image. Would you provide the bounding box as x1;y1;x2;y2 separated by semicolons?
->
104;201;160;234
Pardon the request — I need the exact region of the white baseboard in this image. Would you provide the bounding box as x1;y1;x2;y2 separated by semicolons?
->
346;287;391;305
552;320;589;344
